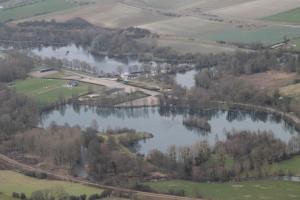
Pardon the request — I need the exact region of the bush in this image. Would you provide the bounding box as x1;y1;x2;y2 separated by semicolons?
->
12;192;20;198
69;196;80;200
133;183;153;192
88;194;100;200
99;189;112;198
20;193;26;199
80;194;87;200
24;171;47;179
167;189;185;196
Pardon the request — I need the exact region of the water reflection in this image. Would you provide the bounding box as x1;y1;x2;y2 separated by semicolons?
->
175;70;197;88
40;105;298;154
31;44;141;73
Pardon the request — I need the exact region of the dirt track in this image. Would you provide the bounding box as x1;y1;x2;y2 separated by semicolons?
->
0;154;202;200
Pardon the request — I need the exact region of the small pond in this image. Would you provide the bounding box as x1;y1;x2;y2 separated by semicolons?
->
175;70;197;88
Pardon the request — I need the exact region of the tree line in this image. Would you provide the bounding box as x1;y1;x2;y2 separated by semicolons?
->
147;130;288;182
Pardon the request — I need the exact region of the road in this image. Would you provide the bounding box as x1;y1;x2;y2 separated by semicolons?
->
0;154;203;200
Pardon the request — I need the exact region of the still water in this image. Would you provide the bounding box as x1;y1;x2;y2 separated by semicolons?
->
40;105;298;154
175;70;197;88
31;44;141;73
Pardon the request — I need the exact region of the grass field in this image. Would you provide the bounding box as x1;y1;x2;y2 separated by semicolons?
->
0;170;101;200
0;0;75;22
208;26;300;46
13;77;101;106
272;156;300;176
145;179;300;200
264;7;300;23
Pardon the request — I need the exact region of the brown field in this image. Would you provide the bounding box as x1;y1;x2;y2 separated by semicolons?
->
241;71;297;90
139;16;226;39
19;0;172;28
154;37;238;54
210;0;300;19
280;83;300;98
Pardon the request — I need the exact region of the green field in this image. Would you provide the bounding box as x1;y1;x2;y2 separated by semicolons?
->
14;77;100;106
272;155;300;176
145;179;300;200
0;0;75;22
209;26;300;46
0;170;101;200
264;7;300;23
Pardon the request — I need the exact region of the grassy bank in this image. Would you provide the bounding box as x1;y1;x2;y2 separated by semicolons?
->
145;179;300;200
0;170;101;200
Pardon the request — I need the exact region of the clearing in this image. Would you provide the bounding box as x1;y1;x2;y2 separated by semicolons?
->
145;179;300;200
0;170;101;200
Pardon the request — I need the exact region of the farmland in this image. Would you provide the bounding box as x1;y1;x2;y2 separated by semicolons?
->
0;170;101;200
6;0;300;53
13;77;103;106
208;25;300;46
210;0;300;19
145;179;300;200
0;0;76;22
264;7;300;23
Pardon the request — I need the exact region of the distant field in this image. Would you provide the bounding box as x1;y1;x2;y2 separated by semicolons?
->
211;0;300;19
264;7;300;23
208;26;300;45
146;179;300;200
0;0;75;22
0;170;101;200
140;16;225;39
14;77;100;106
24;1;171;28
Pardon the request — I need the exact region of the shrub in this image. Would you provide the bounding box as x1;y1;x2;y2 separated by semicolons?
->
167;189;185;196
99;189;112;198
88;194;100;200
12;192;20;198
20;193;26;199
80;194;87;200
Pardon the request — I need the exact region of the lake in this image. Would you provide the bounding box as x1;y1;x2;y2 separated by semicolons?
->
31;44;141;73
40;105;298;154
